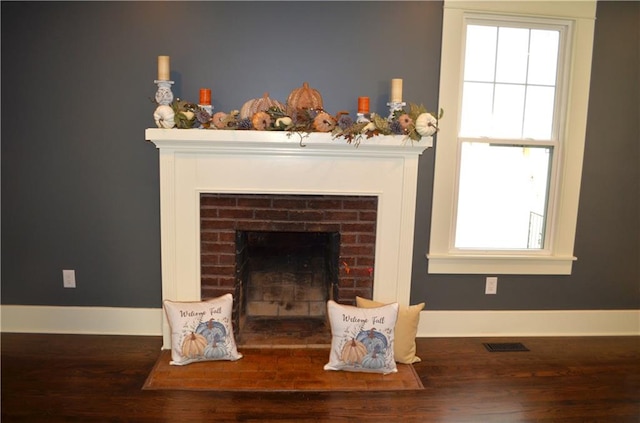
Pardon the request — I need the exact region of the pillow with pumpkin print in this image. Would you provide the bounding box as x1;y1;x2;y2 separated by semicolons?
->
163;294;243;365
324;300;398;375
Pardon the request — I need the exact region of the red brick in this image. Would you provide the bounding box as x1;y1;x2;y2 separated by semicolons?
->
304;223;341;232
359;210;378;222
289;210;323;221
200;232;219;242
323;210;359;222
218;208;254;219
218;276;236;288
253;209;290;220
341;244;375;257
338;278;355;288
272;198;308;209
308;198;344;210
340;233;358;244
201;196;237;207
341;222;376;233
201;219;237;231
219;231;236;243
237;197;272;208
201;254;220;263
358;233;376;244
355;278;375;288
200;208;219;218
356;256;375;267
343;197;378;210
218;253;236;265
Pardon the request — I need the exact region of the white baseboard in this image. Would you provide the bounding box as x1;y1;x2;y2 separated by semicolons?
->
0;305;163;336
1;305;638;337
417;309;640;337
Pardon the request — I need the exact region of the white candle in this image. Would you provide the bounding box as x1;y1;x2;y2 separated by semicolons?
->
391;78;403;102
157;56;170;81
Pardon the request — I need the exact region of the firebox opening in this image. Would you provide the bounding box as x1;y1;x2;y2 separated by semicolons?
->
236;230;339;346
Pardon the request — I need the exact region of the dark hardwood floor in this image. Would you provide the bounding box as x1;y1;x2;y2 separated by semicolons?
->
2;333;638;422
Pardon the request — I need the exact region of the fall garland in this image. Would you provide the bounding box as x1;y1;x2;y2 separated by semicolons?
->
152;88;442;146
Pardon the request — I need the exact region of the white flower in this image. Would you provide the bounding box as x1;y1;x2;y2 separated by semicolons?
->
275;117;293;129
361;122;376;133
415;112;438;137
180;110;195;121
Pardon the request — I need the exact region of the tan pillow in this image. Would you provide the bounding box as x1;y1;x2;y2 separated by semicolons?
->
356;296;424;364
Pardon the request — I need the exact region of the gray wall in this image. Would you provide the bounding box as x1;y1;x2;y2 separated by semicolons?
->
2;1;638;311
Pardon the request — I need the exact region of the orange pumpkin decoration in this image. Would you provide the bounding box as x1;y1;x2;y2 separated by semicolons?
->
181;332;207;359
313;111;337;132
340;338;367;365
212;112;229;129
252;111;272;131
286;82;323;116
240;92;285;119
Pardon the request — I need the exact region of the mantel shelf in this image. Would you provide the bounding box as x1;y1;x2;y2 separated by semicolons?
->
146;128;432;157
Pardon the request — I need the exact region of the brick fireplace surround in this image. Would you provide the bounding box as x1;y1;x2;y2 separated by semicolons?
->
201;193;377;301
200;193;378;336
146;129;431;348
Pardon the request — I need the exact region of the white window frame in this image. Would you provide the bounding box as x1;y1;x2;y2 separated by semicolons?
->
428;1;597;275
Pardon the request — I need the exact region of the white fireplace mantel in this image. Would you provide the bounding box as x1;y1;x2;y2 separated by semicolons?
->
146;128;432;346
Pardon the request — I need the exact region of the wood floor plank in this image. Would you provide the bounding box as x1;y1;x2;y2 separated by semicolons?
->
1;333;638;422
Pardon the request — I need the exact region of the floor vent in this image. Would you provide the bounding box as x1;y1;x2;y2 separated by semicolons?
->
483;342;529;352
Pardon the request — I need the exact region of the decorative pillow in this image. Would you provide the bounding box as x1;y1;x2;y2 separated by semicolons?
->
163;293;242;365
324;300;398;374
356;296;425;364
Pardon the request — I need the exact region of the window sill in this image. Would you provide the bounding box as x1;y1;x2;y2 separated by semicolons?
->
426;253;576;275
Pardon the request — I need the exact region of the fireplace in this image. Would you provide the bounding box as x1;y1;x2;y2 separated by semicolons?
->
200;193;378;344
146;129;431;348
237;230;338;345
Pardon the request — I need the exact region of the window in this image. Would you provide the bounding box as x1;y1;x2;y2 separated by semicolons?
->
428;1;597;275
456;19;564;251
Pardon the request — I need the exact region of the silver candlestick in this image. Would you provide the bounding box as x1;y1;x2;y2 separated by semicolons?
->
155;80;175;105
387;101;406;120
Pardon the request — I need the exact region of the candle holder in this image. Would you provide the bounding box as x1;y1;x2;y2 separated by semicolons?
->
387;101;406;120
356;113;370;124
154;80;175;106
199;104;213;115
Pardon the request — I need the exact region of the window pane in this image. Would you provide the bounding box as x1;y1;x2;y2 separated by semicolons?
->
528;29;559;85
455;143;552;249
461;22;560;141
464;25;497;82
496;27;530;84
493;84;525;138
523;86;555;140
460;82;494;136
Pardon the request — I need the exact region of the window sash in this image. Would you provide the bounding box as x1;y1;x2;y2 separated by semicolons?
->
452;16;567;254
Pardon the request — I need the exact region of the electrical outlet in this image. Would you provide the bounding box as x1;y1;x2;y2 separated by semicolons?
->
63;269;76;288
485;276;497;294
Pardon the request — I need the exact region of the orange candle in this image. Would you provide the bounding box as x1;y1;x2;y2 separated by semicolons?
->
358;96;370;114
199;88;211;105
157;56;170;80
